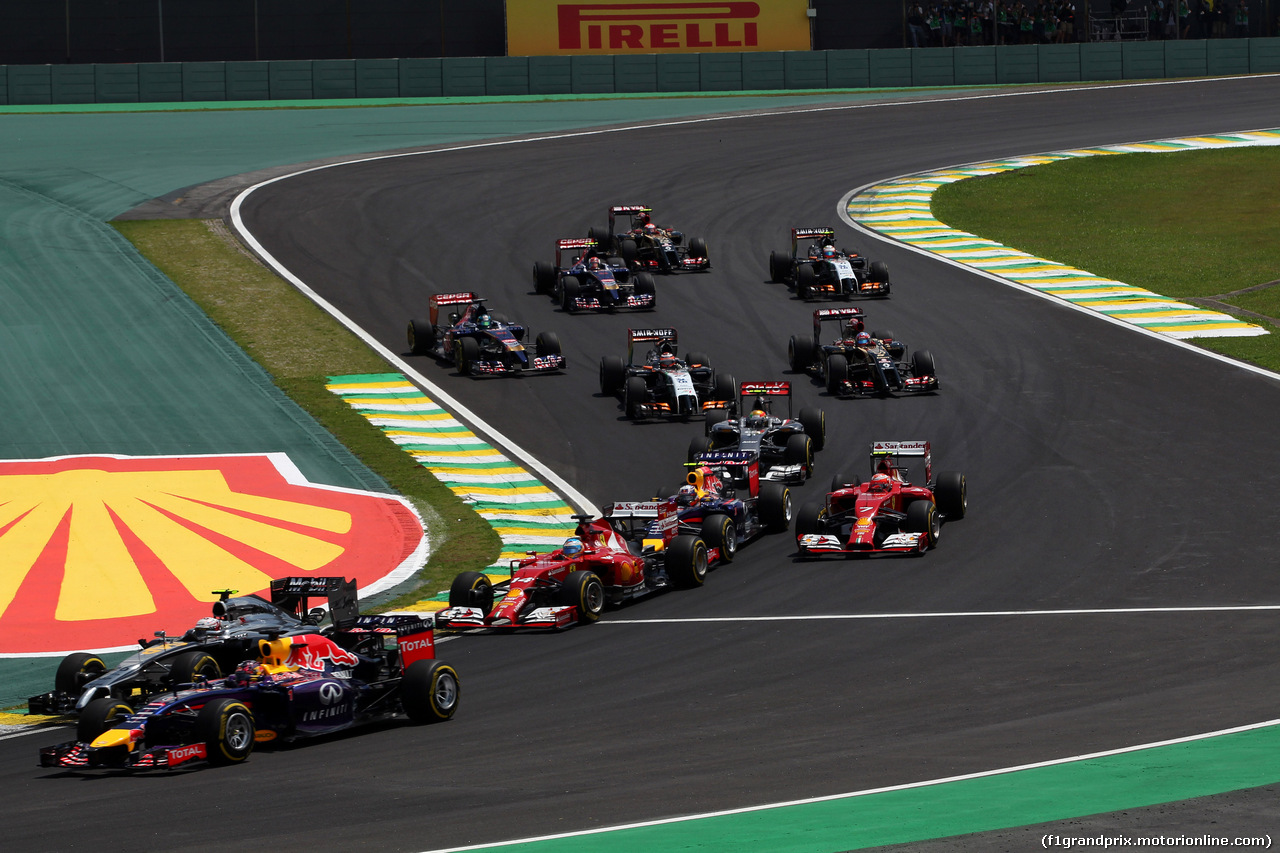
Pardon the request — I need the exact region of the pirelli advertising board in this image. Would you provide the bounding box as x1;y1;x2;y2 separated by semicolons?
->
507;1;812;56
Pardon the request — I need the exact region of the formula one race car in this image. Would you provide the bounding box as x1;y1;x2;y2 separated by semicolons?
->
788;307;938;397
587;205;710;273
599;328;736;421
655;451;794;561
689;381;825;484
533;238;657;312
435;508;715;631
408;292;564;376
39;616;459;770
768;227;890;299
796;440;966;558
29;577;358;717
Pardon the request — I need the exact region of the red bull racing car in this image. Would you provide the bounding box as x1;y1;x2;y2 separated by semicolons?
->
39;616;459;771
657;451;794;561
599;328;736;421
408;292;564;376
587;205;710;273
768;227;890;299
796;440;966;558
533;237;657;312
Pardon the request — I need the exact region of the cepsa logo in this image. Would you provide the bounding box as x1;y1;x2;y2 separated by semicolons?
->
508;0;811;56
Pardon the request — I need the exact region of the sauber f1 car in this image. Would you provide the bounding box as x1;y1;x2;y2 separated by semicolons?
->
29;577;358;717
533;238;657;312
796;440;966;558
408;292;564;376
587;205;710;273
599;328;735;421
769;227;890;299
39;617;459;770
788;307;938;397
689;381;825;484
435;507;716;631
659;451;794;561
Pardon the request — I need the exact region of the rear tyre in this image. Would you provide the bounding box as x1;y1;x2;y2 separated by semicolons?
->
407;318;435;356
196;698;255;765
170;651;222;687
701;514;737;563
788;335;816;373
759;482;793;533
831;469;861;493
401;659;460;723
448;571;494;614
713;372;737;403
533;261;557;294
665;535;709;588
796;500;828;537
620;238;639;265
935;471;967;519
825;354;849;395
687;434;711;464
685;351;711;368
704;407;730;436
587;226;613;254
77;697;134;744
797;407;826;451
769;250;792;283
905;500;941;547
55;652;108;695
599;355;626;395
561;570;605;623
871;329;896;342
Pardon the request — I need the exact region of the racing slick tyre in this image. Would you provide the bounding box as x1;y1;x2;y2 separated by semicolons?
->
559;277;581;313
55;652;108;695
688;434;712;464
685;351;711;368
796;263;817;299
599;355;627;395
911;349;936;379
704;407;730;436
688;237;709;264
454;335;480;376
824;354;849;396
784;433;814;473
196;698;255;765
934;471;967;519
170;651;222;688
561;570;605;623
797;406;826;451
871;329;896;342
759;482;793;533
620;238;639;266
796;501;828;538
831;469;861;493
77;697;135;744
588;226;614;253
535;331;562;358
533;261;558;294
788;335;816;373
769;250;791;283
713;372;737;404
701;513;737;563
407;318;436;356
449;571;495;615
634;272;657;308
870;261;890;283
402;659;461;723
904;500;941;548
665;535;709;588
624;376;649;419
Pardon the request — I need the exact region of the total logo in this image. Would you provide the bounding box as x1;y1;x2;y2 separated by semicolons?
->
165;743;207;766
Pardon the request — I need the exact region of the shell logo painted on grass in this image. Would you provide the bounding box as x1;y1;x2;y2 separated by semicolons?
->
0;453;425;656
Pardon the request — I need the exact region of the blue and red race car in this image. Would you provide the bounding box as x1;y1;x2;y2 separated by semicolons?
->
408;291;564;376
533;238;657;312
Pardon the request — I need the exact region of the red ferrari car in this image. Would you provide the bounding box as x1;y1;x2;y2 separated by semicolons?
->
795;440;966;557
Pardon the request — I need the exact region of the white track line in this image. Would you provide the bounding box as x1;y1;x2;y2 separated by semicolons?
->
600;604;1280;624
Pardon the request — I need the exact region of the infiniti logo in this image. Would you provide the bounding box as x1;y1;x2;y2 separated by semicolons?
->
318;682;343;705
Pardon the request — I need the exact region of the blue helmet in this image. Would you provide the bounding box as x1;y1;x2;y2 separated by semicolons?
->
562;537;584;556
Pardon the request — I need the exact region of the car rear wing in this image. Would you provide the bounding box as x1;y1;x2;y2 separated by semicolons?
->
813;306;865;335
628;327;677;363
869;440;932;483
557;237;597;266
609;205;651;215
429;291;480;326
608;500;678;541
792;227;835;253
348;614;437;668
269;576;359;631
739;381;792;417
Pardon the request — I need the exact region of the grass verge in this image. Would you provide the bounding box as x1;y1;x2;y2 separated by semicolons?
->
931;146;1280;371
111;218;501;611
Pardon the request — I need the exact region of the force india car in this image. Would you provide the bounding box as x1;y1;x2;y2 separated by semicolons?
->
689;381;825;484
29;576;359;717
533;237;657;312
658;451;794;561
769;227;891;299
435;508;717;631
39;616;459;771
796;440;966;558
408;292;564;376
599;328;736;421
788;307;938;397
587;205;710;273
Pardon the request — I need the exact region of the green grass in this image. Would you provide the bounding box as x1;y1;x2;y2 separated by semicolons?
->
932;146;1280;370
112;219;501;611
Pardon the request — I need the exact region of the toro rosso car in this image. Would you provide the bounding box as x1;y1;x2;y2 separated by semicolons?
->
533;238;657;312
689;381;825;484
796;440;966;558
788;307;938;397
29;577;358;717
408;292;564;376
587;205;710;273
436;507;715;631
599;328;735;421
769;227;890;299
39;617;459;771
657;451;793;561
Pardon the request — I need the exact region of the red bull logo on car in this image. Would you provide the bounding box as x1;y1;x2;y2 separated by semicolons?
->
287;635;360;672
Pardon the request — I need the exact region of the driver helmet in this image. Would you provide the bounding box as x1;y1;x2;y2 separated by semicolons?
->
748;409;769;429
869;473;893;492
822;244;837;259
194;616;222;632
229;659;265;686
644;223;658;236
855;332;872;346
587;256;604;270
562;536;584;556
659;352;678;369
676;484;699;506
476;313;492;329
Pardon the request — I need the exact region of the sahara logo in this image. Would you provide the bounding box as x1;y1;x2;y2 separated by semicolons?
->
0;453;425;656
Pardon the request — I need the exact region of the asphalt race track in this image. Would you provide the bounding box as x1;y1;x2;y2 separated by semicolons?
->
8;76;1280;851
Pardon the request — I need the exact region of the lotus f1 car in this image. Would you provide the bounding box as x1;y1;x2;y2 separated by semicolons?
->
769;227;890;299
689;381;825;484
796;440;966;558
408;292;564;376
587;205;710;273
39;616;459;771
533;238;657;312
657;451;794;561
29;577;359;717
599;328;735;421
788;307;938;397
435;507;715;631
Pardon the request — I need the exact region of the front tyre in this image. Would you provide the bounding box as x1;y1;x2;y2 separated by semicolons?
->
401;659;461;723
561;570;605;623
759;482;793;533
449;571;494;614
77;697;134;744
55;652;108;695
196;698;255;765
701;513;737;563
666;535;709;588
904;500;940;548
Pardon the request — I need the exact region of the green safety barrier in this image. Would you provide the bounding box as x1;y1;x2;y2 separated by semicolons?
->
2;39;1278;105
